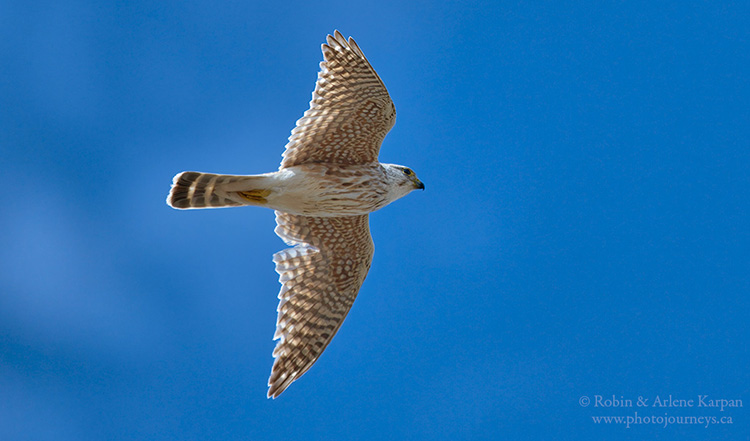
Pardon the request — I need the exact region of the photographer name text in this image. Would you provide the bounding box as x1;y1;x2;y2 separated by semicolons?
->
587;395;742;411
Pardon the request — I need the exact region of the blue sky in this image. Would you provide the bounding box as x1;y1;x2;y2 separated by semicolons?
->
1;1;748;440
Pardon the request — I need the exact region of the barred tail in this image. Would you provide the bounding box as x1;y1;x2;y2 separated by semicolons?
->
167;171;272;209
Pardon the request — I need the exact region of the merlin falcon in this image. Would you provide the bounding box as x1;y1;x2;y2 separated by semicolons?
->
166;31;424;398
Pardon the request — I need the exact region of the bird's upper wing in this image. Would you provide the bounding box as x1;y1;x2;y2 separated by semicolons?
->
279;30;396;168
268;212;374;398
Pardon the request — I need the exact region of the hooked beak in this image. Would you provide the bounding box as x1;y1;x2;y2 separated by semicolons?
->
415;180;425;190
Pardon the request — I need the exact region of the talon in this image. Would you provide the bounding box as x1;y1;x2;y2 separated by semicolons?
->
238;189;271;203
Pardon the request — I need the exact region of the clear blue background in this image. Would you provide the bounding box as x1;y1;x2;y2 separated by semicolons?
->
2;1;748;440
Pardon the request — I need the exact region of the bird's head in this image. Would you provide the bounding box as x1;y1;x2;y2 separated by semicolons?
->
383;163;425;198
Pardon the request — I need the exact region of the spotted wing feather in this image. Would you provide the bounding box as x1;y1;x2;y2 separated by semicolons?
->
268;212;374;397
280;30;396;168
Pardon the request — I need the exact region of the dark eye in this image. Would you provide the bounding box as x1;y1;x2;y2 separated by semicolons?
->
403;168;412;176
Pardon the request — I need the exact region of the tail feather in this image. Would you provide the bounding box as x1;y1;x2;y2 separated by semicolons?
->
167;171;269;209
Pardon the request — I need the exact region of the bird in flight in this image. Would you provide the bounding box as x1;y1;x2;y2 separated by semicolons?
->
166;31;423;398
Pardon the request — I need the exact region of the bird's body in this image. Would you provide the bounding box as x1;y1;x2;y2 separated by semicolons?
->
166;31;423;398
169;162;418;217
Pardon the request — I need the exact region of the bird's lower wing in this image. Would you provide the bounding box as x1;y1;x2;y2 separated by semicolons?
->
268;212;374;398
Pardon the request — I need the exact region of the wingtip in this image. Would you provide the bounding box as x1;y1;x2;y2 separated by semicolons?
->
323;30;366;60
325;33;337;47
327;30;351;49
267;370;297;399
